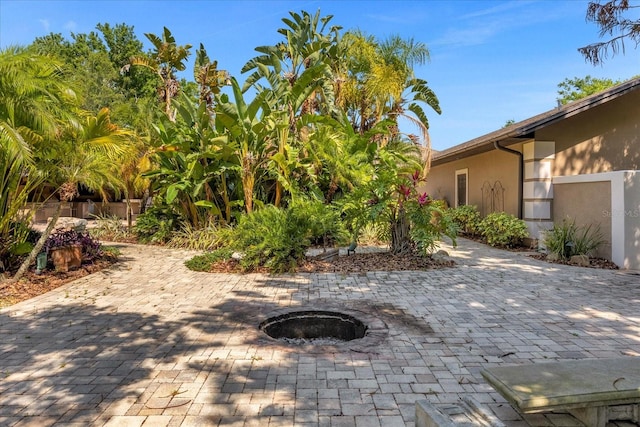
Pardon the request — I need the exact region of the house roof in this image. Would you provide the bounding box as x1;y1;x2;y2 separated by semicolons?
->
432;76;640;165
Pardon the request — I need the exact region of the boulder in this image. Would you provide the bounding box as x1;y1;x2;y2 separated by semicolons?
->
546;252;560;262
313;247;339;262
50;217;88;232
432;250;452;263
569;254;590;267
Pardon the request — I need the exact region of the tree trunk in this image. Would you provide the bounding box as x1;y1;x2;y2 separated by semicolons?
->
242;164;254;214
3;202;63;287
325;178;338;204
390;208;412;255
274;125;288;208
125;192;133;230
274;181;282;208
221;173;230;224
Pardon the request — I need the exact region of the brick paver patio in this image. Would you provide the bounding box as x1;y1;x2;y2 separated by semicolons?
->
1;238;639;426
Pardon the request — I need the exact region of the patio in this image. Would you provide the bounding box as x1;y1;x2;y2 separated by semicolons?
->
1;238;638;426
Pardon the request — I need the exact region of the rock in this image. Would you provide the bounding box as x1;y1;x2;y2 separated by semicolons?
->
569;254;590;267
313;248;339;262
432;250;452;263
50;217;87;232
231;252;244;260
546;252;560;262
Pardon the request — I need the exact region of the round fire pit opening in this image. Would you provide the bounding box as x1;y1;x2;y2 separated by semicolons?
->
260;310;367;344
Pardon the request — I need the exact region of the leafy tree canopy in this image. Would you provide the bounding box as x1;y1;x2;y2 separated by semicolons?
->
30;24;157;131
556;75;621;104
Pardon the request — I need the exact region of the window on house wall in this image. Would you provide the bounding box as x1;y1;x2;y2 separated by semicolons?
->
455;168;468;207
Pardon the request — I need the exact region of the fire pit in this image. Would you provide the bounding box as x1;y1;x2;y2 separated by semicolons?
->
260;310;367;344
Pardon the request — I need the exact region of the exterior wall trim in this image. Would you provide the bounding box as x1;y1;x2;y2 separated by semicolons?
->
522;141;555;238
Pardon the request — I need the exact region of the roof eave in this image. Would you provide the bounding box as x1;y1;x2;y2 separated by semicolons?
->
431;77;640;165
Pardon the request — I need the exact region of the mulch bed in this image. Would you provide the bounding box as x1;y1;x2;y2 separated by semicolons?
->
206;251;455;274
0;256;118;308
528;253;619;269
297;251;454;273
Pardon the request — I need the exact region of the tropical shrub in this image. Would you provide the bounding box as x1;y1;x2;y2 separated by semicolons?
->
478;212;528;247
226;205;312;272
167;221;223;250
290;200;348;248
133;206;179;244
184;248;234;272
544;218;604;260
44;229;103;262
449;205;481;236
0;222;41;273
357;223;389;246
88;214;132;241
406;198;458;255
340;145;457;256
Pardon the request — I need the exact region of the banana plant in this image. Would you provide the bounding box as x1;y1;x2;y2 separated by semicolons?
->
193;43;230;108
215;77;271;214
127;27;192;121
145;94;236;226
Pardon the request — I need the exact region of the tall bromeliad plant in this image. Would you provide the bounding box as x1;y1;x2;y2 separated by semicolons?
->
397;170;457;255
340;136;456;255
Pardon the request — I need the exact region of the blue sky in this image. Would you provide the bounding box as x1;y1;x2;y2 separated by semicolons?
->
1;0;639;151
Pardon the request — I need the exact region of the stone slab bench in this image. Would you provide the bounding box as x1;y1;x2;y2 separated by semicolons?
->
481;357;640;427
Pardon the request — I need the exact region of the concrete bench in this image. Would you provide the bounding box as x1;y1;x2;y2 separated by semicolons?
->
481;357;640;427
415;397;505;427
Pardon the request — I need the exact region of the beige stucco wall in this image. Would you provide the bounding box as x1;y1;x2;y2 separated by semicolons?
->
424;148;521;216
536;89;640;176
553;171;640;269
553;181;612;260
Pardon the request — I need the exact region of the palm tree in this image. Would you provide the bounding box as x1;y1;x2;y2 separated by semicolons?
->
300;113;371;204
242;10;341;95
10;108;130;283
0;46;77;276
120;136;151;229
127;27;192;121
250;62;337;206
338;32;440;152
0;46;77;165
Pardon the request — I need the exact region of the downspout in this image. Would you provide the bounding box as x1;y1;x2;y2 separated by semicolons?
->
493;141;523;219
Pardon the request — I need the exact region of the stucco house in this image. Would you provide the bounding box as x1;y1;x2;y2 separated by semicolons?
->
424;77;640;270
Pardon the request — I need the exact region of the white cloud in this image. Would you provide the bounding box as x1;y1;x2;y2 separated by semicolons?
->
459;0;535;20
363;12;427;25
429;22;500;48
428;1;558;49
64;20;77;32
38;19;50;32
